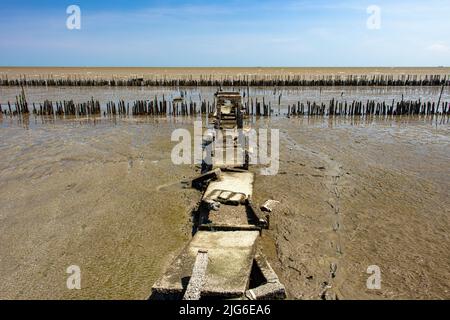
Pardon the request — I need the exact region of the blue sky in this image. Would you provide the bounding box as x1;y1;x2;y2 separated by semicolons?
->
1;0;449;66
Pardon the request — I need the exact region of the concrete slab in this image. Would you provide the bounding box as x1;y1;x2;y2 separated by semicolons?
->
151;231;259;299
213;147;246;167
202;171;254;204
198;224;261;232
183;250;209;300
207;204;249;225
191;168;221;189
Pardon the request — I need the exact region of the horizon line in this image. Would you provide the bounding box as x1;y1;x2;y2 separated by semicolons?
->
1;66;449;69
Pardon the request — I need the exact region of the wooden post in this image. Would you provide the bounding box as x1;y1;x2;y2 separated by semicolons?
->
437;85;445;114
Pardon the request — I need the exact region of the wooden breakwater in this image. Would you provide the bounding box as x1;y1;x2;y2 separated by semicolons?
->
1;73;449;87
1;98;448;118
1;91;449;118
1;97;214;117
2;98;101;117
285;98;450;117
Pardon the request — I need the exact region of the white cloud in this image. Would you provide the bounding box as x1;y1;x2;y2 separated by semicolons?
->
427;42;450;54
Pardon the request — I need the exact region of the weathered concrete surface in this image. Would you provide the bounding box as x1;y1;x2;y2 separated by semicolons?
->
198;224;261;232
246;282;286;300
219;104;233;115
254;250;280;284
191;168;221;189
245;251;286;300
247;200;269;228
183;250;209;300
260;199;280;213
213;147;246;167
203;171;254;204
207;204;249;225
151;231;259;298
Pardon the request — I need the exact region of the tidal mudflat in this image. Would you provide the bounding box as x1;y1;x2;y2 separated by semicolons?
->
0;86;449;299
254;116;450;299
0;117;200;299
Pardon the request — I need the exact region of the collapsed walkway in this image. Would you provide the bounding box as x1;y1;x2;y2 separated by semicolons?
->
150;92;286;300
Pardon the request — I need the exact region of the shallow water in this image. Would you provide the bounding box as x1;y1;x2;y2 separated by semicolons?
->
1;86;449;116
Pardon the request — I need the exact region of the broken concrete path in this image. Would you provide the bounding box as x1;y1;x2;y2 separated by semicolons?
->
203;171;254;205
151;230;259;299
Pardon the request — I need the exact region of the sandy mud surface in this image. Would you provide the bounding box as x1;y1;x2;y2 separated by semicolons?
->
253;117;449;299
0;112;448;300
0;118;199;299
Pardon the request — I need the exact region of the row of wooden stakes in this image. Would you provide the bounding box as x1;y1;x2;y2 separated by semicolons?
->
1;74;449;87
286;99;450;116
0;98;216;117
1;98;448;118
107;99;215;116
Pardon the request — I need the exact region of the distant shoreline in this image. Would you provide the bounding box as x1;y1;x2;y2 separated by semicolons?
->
1;66;449;76
1;67;449;87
